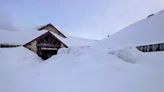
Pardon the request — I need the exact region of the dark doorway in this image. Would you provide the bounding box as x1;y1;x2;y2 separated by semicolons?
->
36;32;62;60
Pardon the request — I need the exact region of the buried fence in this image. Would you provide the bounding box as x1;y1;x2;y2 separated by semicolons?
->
0;43;20;48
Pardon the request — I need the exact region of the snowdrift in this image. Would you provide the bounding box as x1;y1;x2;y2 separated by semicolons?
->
108;47;141;63
0;46;42;67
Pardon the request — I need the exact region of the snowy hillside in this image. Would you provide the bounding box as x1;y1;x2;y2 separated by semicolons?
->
98;10;164;48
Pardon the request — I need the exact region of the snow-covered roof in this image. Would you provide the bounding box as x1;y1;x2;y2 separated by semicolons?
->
50;31;97;47
0;29;47;45
99;10;164;48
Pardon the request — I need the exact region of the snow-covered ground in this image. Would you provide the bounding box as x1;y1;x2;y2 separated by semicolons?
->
0;46;164;92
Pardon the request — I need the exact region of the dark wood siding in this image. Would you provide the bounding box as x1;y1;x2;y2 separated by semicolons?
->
136;43;164;52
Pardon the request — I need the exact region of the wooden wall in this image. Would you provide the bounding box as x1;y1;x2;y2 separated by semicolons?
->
25;40;37;53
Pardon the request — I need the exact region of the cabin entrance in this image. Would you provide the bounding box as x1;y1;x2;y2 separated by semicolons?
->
36;32;62;60
37;44;58;60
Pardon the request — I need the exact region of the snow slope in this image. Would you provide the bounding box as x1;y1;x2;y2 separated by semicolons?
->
0;46;42;67
99;10;164;48
0;46;43;92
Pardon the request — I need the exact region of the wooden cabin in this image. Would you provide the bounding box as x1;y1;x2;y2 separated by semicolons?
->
24;24;68;60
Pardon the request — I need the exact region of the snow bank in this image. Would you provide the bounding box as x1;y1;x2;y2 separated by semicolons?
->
57;46;141;64
57;46;93;56
0;46;43;92
108;47;141;63
0;46;42;67
13;47;128;92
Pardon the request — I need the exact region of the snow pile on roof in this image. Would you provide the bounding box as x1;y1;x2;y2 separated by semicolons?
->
50;31;98;47
0;29;47;45
99;10;164;48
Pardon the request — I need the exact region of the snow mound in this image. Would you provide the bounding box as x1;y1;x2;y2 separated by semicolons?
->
109;47;140;63
58;46;92;56
57;46;141;64
0;46;42;67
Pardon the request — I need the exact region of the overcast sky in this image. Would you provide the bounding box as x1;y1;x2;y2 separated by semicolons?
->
0;0;164;39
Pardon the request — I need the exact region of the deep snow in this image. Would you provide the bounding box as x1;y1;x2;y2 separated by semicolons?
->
1;46;164;92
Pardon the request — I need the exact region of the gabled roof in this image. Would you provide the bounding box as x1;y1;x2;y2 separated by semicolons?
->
24;31;68;48
38;23;67;38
